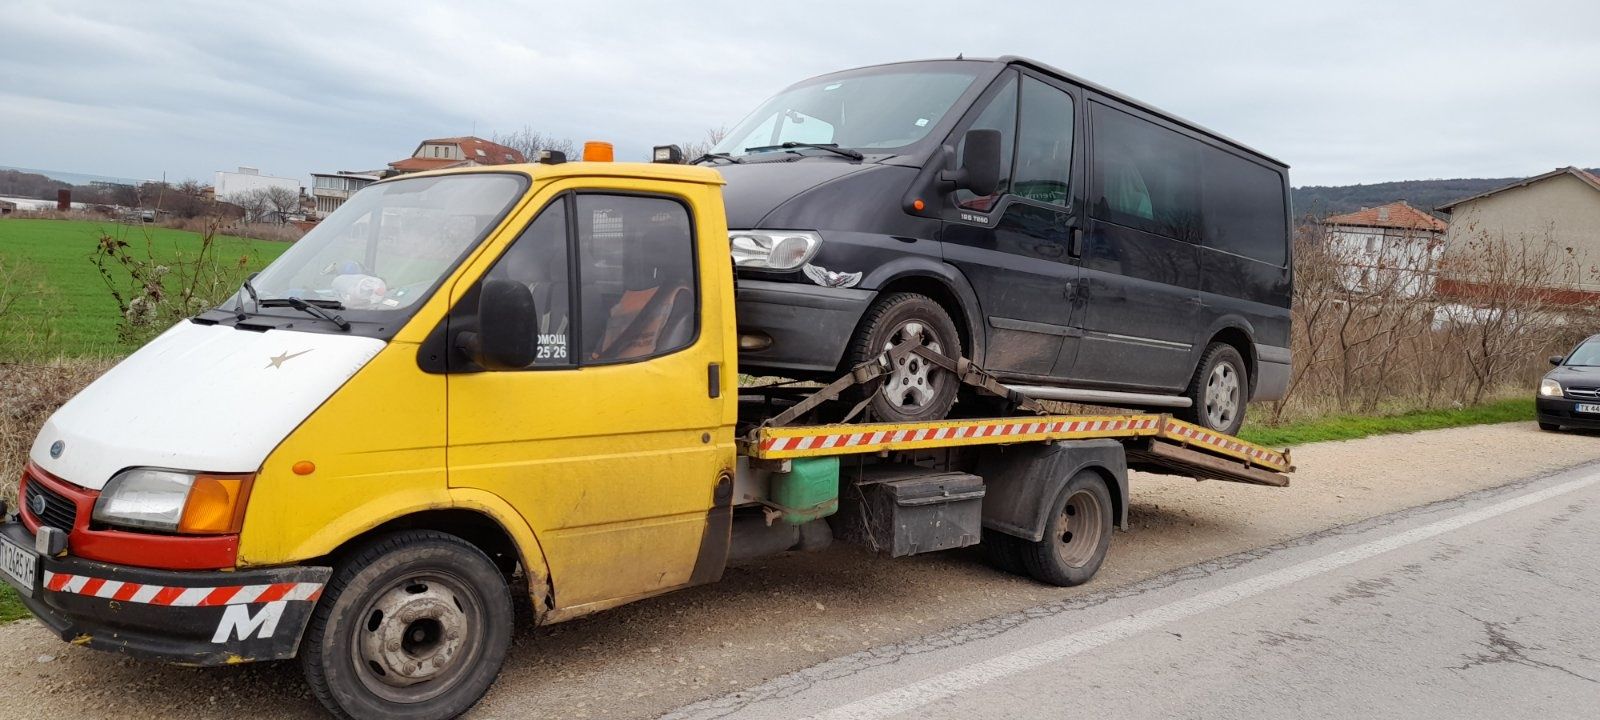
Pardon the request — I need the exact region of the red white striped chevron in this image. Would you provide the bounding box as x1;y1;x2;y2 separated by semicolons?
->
1163;421;1285;466
759;417;1160;454
42;570;322;607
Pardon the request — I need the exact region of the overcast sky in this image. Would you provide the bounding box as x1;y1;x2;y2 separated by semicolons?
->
3;0;1596;188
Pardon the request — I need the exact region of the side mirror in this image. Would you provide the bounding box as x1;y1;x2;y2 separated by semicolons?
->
1550;355;1565;367
458;279;539;370
943;128;1002;198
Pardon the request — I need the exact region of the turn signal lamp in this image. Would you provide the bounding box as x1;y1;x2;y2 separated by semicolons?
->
177;473;254;534
583;141;615;162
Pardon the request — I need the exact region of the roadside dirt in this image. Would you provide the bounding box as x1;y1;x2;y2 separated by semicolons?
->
1;421;1597;720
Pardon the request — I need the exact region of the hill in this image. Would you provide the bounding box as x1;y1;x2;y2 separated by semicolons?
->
1291;169;1600;219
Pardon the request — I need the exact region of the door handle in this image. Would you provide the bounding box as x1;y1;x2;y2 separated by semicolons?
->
708;362;721;399
1069;227;1084;258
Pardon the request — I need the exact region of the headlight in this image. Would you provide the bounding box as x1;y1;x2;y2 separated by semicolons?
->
730;230;821;270
1540;378;1563;397
93;468;254;534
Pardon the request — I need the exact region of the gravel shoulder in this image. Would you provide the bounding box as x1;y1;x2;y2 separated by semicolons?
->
1;421;1596;719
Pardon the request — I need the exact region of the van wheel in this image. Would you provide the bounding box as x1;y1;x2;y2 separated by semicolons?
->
846;292;961;422
1177;343;1247;436
1018;471;1113;587
301;530;513;720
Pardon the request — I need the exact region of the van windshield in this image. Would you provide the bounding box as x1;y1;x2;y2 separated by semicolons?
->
712;64;983;157
239;173;526;318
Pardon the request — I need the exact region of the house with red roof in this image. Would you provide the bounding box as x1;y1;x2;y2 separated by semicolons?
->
388;136;527;174
1323;201;1448;295
1436;166;1600;301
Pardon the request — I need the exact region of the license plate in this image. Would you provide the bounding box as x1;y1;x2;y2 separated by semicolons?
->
0;533;39;597
1578;404;1600;414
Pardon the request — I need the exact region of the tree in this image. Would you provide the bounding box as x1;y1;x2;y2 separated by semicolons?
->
678;126;730;162
262;186;300;225
491;125;576;162
234;188;273;224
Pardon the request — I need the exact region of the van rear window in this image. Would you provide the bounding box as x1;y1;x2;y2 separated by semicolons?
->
1200;146;1288;266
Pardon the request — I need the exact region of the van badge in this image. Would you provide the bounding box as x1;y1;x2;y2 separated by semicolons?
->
266;349;312;369
49;440;64;459
30;493;46;517
802;264;862;289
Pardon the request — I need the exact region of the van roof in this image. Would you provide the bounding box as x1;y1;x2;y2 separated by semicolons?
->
835;56;1289;169
393;161;726;186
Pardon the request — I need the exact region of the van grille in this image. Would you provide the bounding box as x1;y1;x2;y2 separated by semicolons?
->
23;477;78;532
1566;386;1600;400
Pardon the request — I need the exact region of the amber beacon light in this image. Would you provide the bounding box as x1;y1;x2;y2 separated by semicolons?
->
583;141;615;162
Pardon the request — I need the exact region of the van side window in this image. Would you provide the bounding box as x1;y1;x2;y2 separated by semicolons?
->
1089;104;1202;242
1013;78;1073;207
576;195;698;363
1201;146;1288;266
955;74;1017;212
481;202;572;366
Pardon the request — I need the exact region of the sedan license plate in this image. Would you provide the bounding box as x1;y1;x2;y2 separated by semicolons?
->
0;533;39;597
1577;403;1600;414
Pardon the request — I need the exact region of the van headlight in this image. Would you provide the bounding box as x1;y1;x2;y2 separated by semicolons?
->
1540;378;1563;397
93;468;255;534
730;231;821;270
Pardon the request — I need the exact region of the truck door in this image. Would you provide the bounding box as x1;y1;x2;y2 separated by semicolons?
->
942;70;1084;377
444;181;735;610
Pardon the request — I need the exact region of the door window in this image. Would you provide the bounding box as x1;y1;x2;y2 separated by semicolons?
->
576;195;698;363
1013;78;1074;207
955;73;1017;212
471;193;698;369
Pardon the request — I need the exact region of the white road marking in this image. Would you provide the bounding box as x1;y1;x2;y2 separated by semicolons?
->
803;471;1600;720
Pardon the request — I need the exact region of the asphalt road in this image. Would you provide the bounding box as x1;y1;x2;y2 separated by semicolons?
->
666;460;1600;720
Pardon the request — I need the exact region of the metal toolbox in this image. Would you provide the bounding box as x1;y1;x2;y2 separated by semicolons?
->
833;470;986;558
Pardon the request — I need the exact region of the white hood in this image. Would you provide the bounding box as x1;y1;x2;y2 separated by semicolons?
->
31;321;385;490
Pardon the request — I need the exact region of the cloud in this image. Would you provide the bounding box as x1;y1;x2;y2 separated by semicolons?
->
0;0;1596;186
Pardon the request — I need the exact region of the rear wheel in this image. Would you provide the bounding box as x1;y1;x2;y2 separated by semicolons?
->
1017;471;1114;587
845;292;961;422
1177;343;1248;436
1539;421;1562;432
301;530;513;720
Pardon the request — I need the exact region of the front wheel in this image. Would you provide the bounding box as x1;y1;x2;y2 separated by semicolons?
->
301;530;514;720
845;292;961;422
1177;343;1248;436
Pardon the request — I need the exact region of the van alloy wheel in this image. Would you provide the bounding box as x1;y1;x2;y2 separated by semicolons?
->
1204;362;1240;431
882;321;944;411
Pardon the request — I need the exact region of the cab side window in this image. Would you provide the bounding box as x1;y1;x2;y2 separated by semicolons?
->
1013;77;1073;207
576;195;698;363
481;201;571;366
955;73;1017;212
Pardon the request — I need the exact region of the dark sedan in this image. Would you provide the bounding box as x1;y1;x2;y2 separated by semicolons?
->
1537;334;1600;431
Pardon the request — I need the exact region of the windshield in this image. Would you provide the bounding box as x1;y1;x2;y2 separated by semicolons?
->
241;173;526;317
711;64;983;157
1564;339;1600;366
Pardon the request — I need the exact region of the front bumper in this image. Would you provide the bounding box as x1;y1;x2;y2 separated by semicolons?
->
736;279;875;376
2;521;330;666
1536;396;1600;429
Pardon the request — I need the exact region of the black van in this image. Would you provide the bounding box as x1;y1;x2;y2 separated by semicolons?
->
705;56;1290;435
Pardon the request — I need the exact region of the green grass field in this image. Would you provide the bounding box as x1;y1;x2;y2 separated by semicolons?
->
1238;397;1533;447
0;218;289;359
0;585;24;623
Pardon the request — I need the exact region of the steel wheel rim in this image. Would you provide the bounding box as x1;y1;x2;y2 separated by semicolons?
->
881;320;945;410
350;571;485;704
1056;489;1105;568
1204;362;1240;429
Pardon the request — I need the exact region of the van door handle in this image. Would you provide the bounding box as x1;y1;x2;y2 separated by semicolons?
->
708;362;721;399
1069;227;1084;257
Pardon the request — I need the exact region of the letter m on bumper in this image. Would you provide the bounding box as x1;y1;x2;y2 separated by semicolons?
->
212;601;286;643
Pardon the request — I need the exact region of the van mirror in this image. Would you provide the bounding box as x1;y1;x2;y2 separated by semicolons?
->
1550;355;1565;367
947;128;1002;197
460;279;539;370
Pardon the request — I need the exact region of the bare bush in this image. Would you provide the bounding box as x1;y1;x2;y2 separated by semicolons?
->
0;360;113;507
679;126;730;161
91;221;258;347
492;126;576;162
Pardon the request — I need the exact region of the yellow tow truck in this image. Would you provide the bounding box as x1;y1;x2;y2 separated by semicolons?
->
0;153;1290;719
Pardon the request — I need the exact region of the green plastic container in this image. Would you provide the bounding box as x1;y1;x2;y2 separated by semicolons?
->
769;456;840;525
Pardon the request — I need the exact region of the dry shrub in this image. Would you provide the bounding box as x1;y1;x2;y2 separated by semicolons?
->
0;360;114;506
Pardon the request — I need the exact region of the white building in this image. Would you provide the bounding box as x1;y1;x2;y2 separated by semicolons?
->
1323;201;1448;296
213;166;300;202
310;171;380;217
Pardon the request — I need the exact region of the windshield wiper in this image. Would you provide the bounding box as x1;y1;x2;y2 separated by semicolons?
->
746;142;864;161
259;297;351;331
690;152;744;165
234;273;262;320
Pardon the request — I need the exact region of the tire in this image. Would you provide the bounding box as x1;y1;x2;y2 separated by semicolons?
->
301;530;514;720
1176;343;1248;436
1018;471;1114;587
845;292;962;422
981;529;1027;576
1539;422;1562;432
